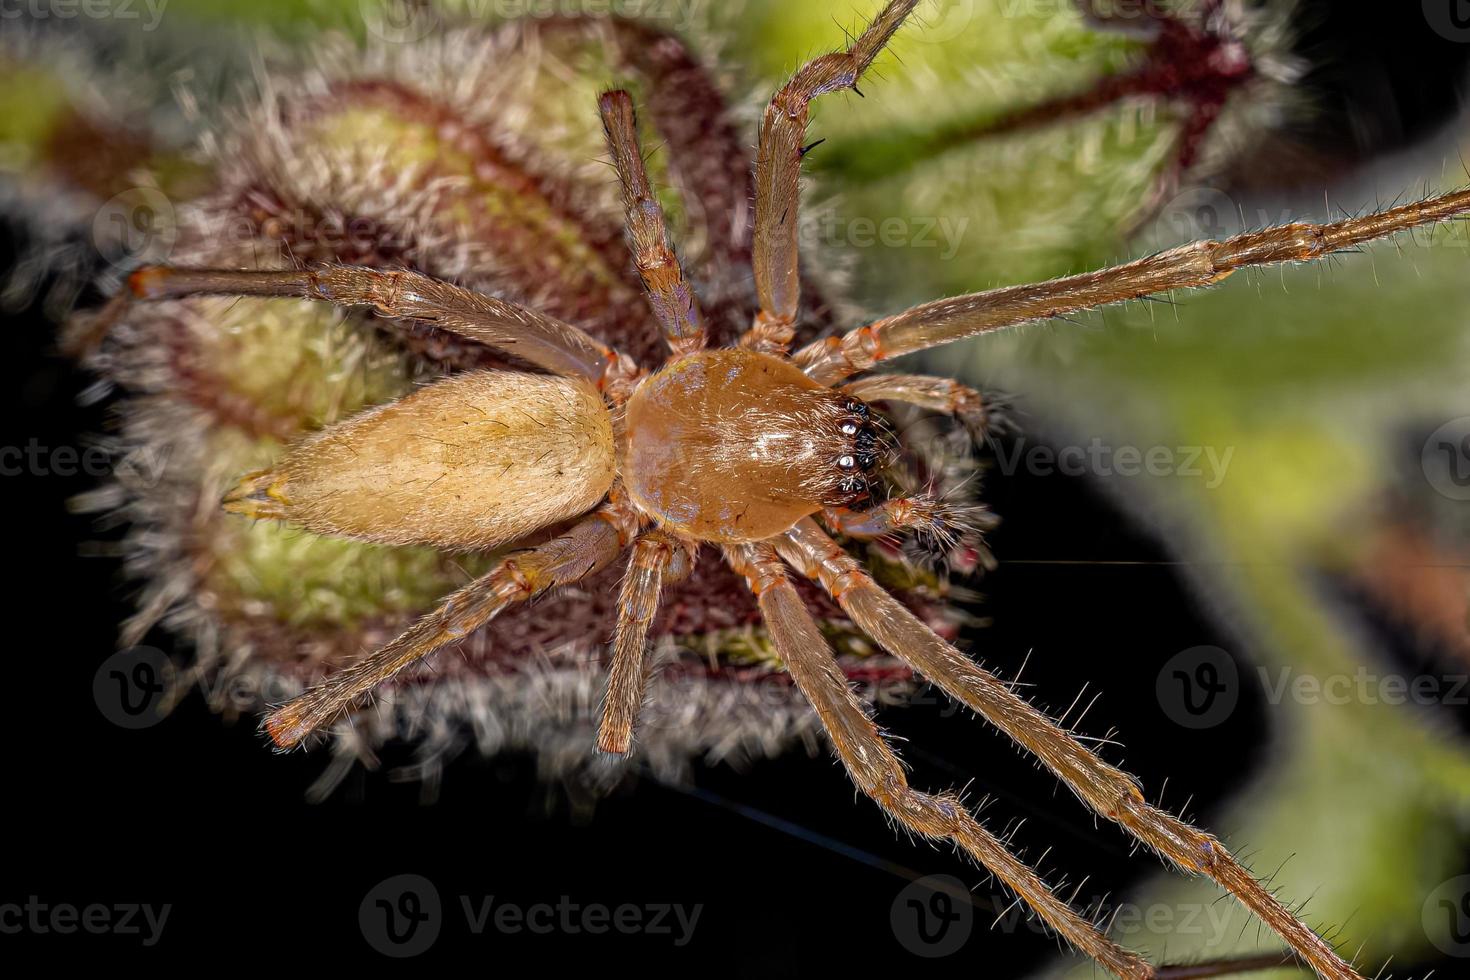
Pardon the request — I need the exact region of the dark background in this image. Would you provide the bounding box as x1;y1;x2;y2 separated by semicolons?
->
4;1;1470;974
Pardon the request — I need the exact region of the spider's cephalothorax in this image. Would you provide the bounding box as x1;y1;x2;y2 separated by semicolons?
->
624;349;883;542
74;2;1470;978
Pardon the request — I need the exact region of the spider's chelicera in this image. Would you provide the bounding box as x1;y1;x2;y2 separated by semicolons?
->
85;2;1470;978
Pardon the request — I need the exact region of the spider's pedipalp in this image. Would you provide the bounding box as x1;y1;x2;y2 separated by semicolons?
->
125;263;639;395
776;518;1362;980
599;530;696;755
822;494;995;560
599;89;707;358
797;186;1470;386
750;0;922;350
263;498;640;750
725;540;1154;980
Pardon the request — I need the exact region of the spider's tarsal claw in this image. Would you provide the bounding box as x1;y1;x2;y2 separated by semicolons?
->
222;468;291;521
595;730;633;756
261;699;314;751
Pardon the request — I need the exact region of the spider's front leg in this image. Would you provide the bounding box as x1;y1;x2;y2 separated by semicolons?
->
777;519;1362;980
725;541;1155;979
747;0;923;354
599;90;707;357
796;187;1470;386
265;498;642;750
122;263;640;396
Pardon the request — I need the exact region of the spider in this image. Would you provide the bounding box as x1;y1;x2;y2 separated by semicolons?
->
80;1;1470;976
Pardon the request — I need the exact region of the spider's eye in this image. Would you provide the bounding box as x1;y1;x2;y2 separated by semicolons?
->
839;421;860;436
837;454;858;471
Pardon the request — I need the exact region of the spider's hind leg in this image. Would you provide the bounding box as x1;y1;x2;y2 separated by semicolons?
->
263;500;640;750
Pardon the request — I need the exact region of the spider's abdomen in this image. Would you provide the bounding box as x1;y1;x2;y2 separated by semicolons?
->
624;349;876;543
224;371;616;551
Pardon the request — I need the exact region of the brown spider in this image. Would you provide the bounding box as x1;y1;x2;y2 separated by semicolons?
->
87;1;1470;977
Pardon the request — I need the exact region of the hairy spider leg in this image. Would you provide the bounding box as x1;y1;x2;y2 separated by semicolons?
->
598;530;696;754
725;540;1156;979
797;186;1470;385
263;499;641;749
748;0;923;354
599;90;709;357
125;263;640;396
776;517;1360;980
